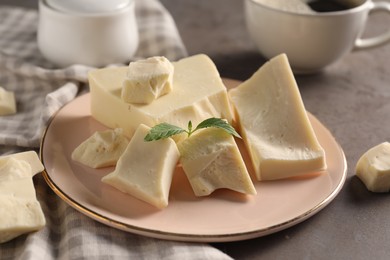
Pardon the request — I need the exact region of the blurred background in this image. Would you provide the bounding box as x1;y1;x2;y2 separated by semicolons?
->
0;0;266;80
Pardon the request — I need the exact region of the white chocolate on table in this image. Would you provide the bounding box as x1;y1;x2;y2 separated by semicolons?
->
356;142;390;193
0;151;46;243
0;86;17;116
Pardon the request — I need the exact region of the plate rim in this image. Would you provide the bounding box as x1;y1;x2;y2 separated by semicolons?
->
40;159;347;242
39;79;348;242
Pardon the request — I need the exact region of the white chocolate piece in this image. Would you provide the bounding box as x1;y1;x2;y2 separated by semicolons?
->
0;178;37;200
229;54;326;181
0;197;46;243
89;54;234;138
0;152;46;243
0;157;32;182
178;127;256;196
356;142;390;192
72;128;129;168
122;56;174;104
0;87;16;116
102;124;180;209
0;151;44;177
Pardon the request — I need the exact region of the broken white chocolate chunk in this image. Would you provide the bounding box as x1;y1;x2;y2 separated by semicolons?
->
0;197;46;243
229;54;326;181
102;124;180;209
71;128;129;169
0;151;44;178
0;157;32;182
122;56;174;104
0;151;46;243
89;54;234;138
178;127;256;196
356;142;390;192
0;86;16;116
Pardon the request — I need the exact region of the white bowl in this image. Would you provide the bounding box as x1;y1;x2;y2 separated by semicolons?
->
38;0;139;67
244;0;390;73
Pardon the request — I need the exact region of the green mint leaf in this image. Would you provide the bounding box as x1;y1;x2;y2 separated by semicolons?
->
194;117;241;138
144;118;241;142
144;123;186;141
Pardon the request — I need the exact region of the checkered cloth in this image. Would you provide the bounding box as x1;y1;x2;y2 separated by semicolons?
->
0;1;232;259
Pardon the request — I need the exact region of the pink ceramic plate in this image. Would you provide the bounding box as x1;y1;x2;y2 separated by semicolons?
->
40;79;347;242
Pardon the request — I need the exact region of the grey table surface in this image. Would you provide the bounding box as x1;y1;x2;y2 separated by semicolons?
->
1;0;390;259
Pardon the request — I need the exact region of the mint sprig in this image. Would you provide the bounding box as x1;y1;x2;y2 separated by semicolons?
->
143;123;185;141
144;118;241;142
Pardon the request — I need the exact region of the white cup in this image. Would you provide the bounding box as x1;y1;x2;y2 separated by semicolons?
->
38;0;139;67
245;0;390;73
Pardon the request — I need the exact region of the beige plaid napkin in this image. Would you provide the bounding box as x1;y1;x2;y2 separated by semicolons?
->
0;1;233;259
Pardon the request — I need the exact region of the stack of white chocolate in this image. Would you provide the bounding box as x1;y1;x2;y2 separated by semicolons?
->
73;54;327;209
